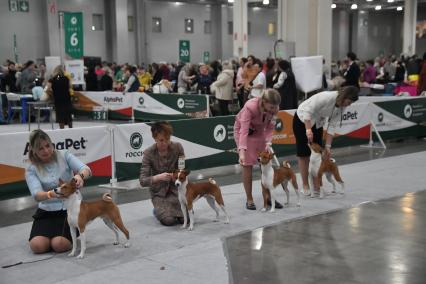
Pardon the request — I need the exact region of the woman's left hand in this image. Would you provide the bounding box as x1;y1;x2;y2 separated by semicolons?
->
322;147;331;161
73;174;84;188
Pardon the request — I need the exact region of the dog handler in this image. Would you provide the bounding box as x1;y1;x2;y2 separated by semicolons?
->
25;129;91;254
139;121;185;226
292;86;359;195
234;88;282;210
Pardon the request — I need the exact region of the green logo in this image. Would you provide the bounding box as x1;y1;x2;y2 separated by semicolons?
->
275;118;283;131
177;98;185;109
404;104;413;119
130;133;143;149
139;97;144;105
378;112;384;122
214;124;226;142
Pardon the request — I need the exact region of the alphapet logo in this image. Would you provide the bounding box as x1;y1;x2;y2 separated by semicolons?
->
23;137;88;156
404;104;413;119
213;124;226;142
275;118;283;132
139;97;144;105
177;98;185;109
377;112;384;122
130;132;143;149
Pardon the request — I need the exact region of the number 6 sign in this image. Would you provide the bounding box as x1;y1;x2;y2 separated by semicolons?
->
64;12;83;59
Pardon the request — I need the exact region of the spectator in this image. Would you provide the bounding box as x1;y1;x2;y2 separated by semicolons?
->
210;61;234;116
18;60;37;93
196;64;213;94
273;59;298;110
124;66;140;93
50;65;72;129
342;52;360;89
85;66;98;91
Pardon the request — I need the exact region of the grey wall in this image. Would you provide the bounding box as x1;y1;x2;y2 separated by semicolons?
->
0;0;49;63
247;7;277;59
332;8;403;61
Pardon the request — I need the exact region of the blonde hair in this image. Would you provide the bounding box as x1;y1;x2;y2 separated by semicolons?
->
28;130;57;171
52;65;65;77
261;88;281;106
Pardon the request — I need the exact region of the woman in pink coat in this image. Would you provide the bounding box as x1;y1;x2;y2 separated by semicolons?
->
234;89;281;210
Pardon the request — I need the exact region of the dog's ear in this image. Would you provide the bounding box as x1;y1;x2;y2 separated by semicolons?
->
184;169;191;176
58;179;65;186
70;178;77;187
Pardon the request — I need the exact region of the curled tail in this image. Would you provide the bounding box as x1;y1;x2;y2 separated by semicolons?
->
208;178;217;185
102;193;113;202
282;160;291;168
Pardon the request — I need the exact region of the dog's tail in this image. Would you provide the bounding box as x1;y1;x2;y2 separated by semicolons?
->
208;178;217;185
282;160;291;168
290;171;299;190
102;193;113;202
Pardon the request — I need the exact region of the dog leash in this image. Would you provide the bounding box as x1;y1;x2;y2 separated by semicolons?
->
2;255;55;268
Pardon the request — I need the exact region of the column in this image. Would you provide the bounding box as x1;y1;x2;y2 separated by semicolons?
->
45;0;61;57
211;3;223;61
277;0;288;41
403;0;417;55
232;0;248;58
110;0;129;64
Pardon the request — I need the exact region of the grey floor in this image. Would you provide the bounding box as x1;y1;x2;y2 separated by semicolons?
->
1;138;426;284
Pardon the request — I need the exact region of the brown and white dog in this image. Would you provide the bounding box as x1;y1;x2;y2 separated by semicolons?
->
258;151;300;212
173;169;230;230
54;178;130;258
308;143;345;198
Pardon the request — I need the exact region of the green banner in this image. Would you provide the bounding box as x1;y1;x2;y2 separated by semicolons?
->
179;40;190;63
64;12;84;59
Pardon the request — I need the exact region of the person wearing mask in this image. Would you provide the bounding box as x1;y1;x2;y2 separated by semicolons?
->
210;61;235;116
234;89;282;210
292;86;359;195
25;129;91;254
342;52;360;89
124;66;141;93
139;121;185;226
273;59;298;110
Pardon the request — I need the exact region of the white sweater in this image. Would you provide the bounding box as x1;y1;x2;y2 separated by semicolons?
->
296;91;344;135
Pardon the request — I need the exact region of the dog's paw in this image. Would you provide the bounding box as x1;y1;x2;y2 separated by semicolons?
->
77;254;84;259
188;226;194;231
124;242;130;248
270;209;276;213
68;250;76;257
113;241;119;245
224;218;230;224
284;202;289;206
260;207;268;212
213;218;219;222
181;224;187;229
297;203;301;207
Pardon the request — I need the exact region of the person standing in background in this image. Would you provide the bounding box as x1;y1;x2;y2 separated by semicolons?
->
50;65;73;129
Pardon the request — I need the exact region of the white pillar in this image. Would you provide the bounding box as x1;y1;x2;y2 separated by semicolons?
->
232;0;248;58
316;0;332;76
46;0;61;57
403;0;417;56
112;0;129;64
277;0;288;41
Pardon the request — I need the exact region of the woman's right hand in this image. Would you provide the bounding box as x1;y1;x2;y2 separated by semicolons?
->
306;128;313;143
155;172;172;182
239;149;246;166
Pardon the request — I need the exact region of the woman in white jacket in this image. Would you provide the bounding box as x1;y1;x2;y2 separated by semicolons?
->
210;61;235;116
292;86;359;195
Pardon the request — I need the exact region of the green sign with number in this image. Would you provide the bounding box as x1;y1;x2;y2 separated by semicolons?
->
64;12;84;59
179;40;190;63
203;51;210;63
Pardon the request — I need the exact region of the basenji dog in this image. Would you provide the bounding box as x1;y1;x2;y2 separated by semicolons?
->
173;169;230;231
54;178;130;258
308;143;345;198
258;151;300;212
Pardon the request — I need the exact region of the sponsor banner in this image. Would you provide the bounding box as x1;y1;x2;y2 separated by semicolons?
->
64;12;84;59
132;93;209;121
73;91;132;119
0;126;111;188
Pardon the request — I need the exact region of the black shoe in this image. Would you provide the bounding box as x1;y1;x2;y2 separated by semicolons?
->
267;200;283;209
0;121;8;125
245;202;257;210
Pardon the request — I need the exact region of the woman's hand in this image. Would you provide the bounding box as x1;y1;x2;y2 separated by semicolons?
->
155;172;172;183
306;129;313;144
73;174;84;188
238;149;246;166
322;146;331;161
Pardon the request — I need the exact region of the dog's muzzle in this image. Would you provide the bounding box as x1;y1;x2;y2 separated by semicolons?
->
53;187;64;196
175;181;181;187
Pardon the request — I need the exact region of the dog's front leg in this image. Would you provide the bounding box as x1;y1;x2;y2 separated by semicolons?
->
189;209;195;231
270;188;277;213
77;231;86;259
68;225;77;257
179;202;188;229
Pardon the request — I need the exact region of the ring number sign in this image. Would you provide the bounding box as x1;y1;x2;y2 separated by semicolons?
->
64;12;84;59
179;40;190;63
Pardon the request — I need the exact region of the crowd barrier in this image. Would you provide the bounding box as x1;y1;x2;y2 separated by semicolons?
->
1;97;426;199
72;91;209;121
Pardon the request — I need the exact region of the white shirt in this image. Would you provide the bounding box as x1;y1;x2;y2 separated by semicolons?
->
249;72;266;98
296;91;344;135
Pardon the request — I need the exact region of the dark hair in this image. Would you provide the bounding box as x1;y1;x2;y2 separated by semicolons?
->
347;52;357;61
423;52;426;61
266;58;275;70
151;121;173;139
337;86;359;105
278;59;291;72
254;59;263;69
366;59;374;66
126;66;137;74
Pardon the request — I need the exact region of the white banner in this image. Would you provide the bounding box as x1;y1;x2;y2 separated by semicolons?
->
291;55;323;93
0;126;111;185
45;56;61;80
327;102;371;135
65;60;85;85
80;91;132;112
132;93;182;115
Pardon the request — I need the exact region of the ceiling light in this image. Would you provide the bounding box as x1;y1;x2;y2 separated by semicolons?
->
91;26;95;31
228;0;234;3
263;0;269;5
397;6;403;11
351;4;358;10
387;0;395;3
375;5;381;10
366;0;373;2
331;3;336;9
